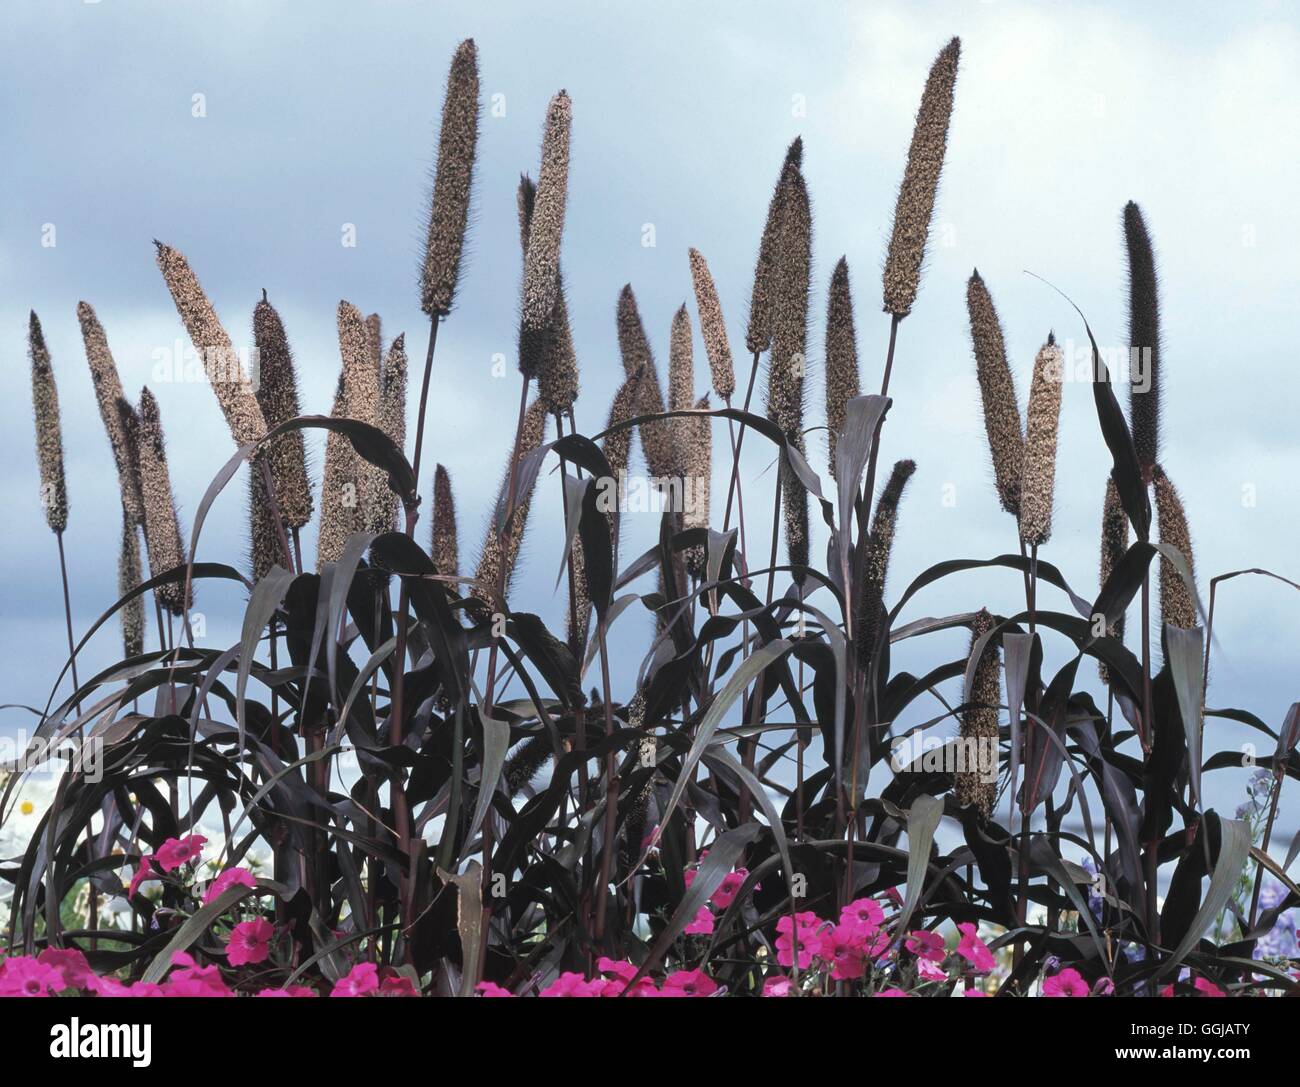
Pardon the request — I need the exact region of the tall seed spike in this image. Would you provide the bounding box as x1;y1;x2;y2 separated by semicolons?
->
335;301;383;537
966;270;1024;517
421;38;480;316
27;312;69;534
1124;201;1162;482
129;389;189;614
824;257;861;478
856;458;917;667
687;248;734;401
154;242;267;446
882;37;960;318
517;174;579;413
765;165;811;440
316;372;354;569
1153;465;1197;634
519;91;573;376
616;285;675;478
474;399;549;604
683;395;712;578
365;332;409;536
746;138;802;354
77;302;143;524
668;304;695;415
119;512;144;657
1018;337;1064;547
252;293;313;528
1098;476;1129;683
955;608;1000;820
431;462;459;581
248;472;281;583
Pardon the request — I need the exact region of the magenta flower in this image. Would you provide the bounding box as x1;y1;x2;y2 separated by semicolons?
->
684;905;715;935
661;969;718;997
257;986;317;997
712;869;754;909
475;981;515;997
904;929;946;963
841;897;885;933
379;973;420;997
873;987;909;997
127;857;157;900
540;971;602;997
762;975;794;997
1092;977;1115;996
331;961;380;997
0;956;67;997
154;835;207;873
963;989;990;997
818;923;869;981
775;911;821;970
226;918;274;966
38;948;94;990
917;957;947;982
204;867;258;904
1193;976;1225;997
956;923;996;973
1042;967;1090;997
163;951;231;997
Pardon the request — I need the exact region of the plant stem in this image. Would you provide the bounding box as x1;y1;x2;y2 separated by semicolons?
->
592;618;619;945
55;531;80;715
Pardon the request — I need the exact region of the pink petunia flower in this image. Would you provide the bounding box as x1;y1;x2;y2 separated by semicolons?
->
873;987;909;997
818;923;869;981
38;948;94;990
540;971;602;997
163;951;231;997
917;958;948;982
379;972;420;997
1093;977;1115;996
204;867;258;905
904;929;946;963
127;857;158;900
956;923;996;973
331;961;380;997
712;869;754;909
841;897;885;933
226;918;275;967
154;835;207;873
684;905;715;935
257;986;317;997
87;975;165;997
475;981;515;997
0;956;67;997
775;911;821;970
1193;976;1225;997
1042;967;1090;997
762;975;795;997
661;969;718;997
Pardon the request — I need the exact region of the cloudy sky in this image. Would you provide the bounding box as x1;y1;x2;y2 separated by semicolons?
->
2;1;1296;829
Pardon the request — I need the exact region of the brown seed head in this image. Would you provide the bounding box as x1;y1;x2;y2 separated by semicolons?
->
687;248;734;401
765;166;811;440
1098;476;1129;683
1124;201;1161;481
856;459;917;666
317;372;355;569
421;38;480;316
431;462;459;581
78;302;143;524
1018;336;1063;547
517;175;579;412
683;395;712;578
824;257;861;478
747;137;802;353
519;91;573;376
955;608;1000;819
154;241;266;446
1153;465;1197;633
131;388;189;614
966;270;1024;517
252;293;313;528
882;37;960;318
119;512;144;657
27;312;68;534
474;399;549;604
616;286;675;478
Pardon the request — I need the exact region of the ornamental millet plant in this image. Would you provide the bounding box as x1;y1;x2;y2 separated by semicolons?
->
8;31;1296;1002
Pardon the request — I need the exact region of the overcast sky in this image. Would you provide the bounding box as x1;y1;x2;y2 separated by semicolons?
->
2;1;1296;827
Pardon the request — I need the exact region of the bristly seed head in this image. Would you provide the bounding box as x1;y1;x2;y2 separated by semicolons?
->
517;174;579;413
747;138;802;354
78;301;143;525
882;37;960;318
1124;201;1161;483
129;388;189;614
431;462;459;583
474;399;549;605
252;293;313;529
687;248;734;401
421;38;480;317
765;164;811;441
519;91;573;377
1153;465;1197;634
154;241;267;447
966;270;1024;518
1098;476;1129;684
824;257;861;479
1018;337;1064;547
27;312;68;534
955;608;1000;820
856;459;917;667
616;285;675;478
119;512;144;657
683;394;711;579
